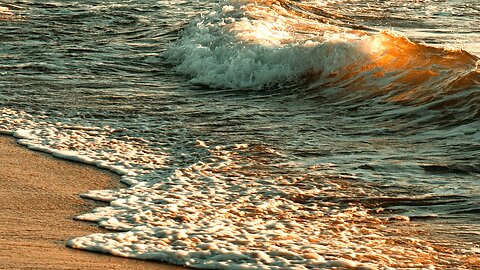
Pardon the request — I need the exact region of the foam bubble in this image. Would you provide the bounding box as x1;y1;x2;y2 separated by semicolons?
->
1;105;475;269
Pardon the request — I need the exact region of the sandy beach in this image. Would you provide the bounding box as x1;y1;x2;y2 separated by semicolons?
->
0;135;185;269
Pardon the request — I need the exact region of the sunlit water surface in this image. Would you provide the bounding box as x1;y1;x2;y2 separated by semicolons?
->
1;0;479;269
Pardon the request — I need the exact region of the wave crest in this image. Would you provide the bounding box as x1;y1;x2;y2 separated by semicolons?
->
167;0;479;123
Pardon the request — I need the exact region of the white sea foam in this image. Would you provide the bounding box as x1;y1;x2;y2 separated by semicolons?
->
166;0;480;125
166;0;376;89
1;107;467;269
0;0;477;268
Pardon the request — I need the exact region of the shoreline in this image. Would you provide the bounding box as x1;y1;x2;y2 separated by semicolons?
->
0;135;185;269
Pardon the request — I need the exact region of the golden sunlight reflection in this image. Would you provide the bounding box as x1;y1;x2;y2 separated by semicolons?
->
0;6;18;21
232;0;366;46
364;34;385;54
231;0;479;107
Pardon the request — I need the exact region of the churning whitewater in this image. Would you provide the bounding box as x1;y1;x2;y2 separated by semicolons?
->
0;0;479;269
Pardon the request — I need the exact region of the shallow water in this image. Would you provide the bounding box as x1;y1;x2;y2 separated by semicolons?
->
1;0;479;269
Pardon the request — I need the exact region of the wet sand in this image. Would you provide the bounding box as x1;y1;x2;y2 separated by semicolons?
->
0;135;185;269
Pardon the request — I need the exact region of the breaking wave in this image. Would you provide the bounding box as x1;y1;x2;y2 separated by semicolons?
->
167;0;480;124
2;0;479;269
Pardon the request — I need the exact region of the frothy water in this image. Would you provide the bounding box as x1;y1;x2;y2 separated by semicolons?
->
1;0;479;269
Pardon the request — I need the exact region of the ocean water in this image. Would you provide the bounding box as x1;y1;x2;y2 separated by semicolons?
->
0;0;479;269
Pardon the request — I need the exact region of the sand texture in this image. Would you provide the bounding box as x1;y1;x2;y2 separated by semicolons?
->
0;135;185;269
